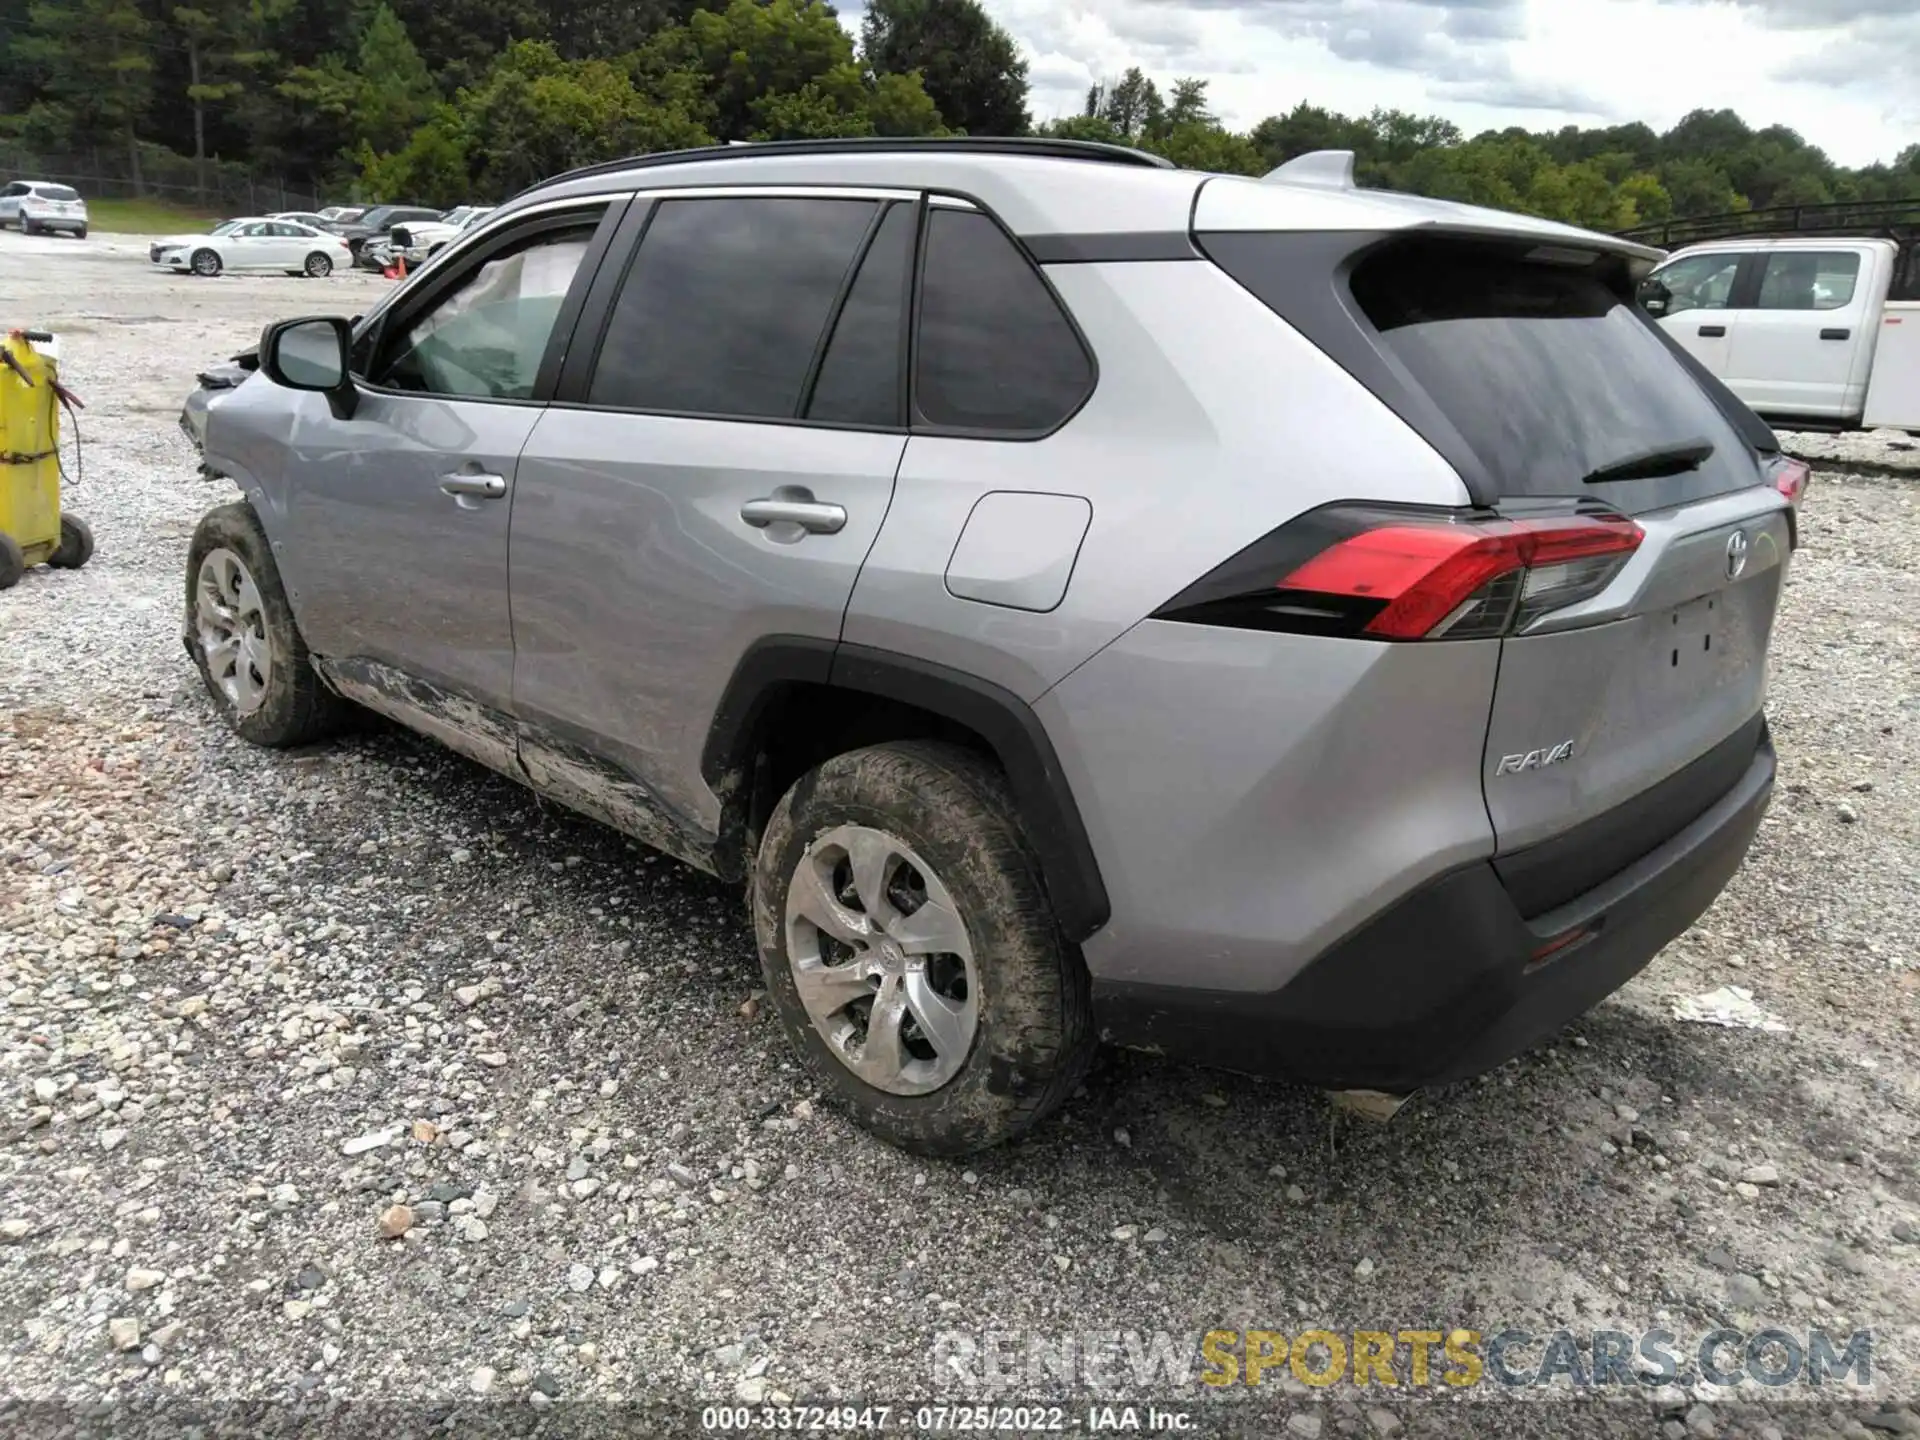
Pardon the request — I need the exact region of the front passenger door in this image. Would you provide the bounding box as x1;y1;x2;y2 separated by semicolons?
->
1648;251;1746;378
273;199;624;770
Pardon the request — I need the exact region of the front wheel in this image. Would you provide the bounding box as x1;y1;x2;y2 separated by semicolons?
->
751;740;1094;1155
304;251;333;278
190;248;222;277
185;503;349;747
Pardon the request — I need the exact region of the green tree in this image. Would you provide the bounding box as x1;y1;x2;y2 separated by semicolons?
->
1094;67;1162;141
1164;77;1212;131
354;3;436;154
1148;121;1260;175
858;0;1028;136
168;0;282;200
677;0;855;142
12;0;155;185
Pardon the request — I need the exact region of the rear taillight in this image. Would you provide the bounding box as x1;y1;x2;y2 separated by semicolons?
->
1154;505;1644;642
1768;456;1810;506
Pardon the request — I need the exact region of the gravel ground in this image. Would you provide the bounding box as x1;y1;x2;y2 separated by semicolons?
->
3;230;1919;1440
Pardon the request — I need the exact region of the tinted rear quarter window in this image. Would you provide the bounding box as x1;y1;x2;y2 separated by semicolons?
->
1348;239;1756;510
914;208;1092;433
589;196;878;420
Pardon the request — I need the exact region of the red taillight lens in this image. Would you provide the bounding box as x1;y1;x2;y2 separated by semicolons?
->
1154;506;1644;642
1770;457;1810;505
1283;513;1642;639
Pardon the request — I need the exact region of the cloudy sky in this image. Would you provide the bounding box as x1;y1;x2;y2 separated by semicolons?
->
934;0;1920;167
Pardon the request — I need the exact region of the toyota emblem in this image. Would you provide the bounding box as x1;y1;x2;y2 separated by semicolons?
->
1725;530;1750;581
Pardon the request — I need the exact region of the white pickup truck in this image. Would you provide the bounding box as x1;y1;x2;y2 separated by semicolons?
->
1637;234;1920;431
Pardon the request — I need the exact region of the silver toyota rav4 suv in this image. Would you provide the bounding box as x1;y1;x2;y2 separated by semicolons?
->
184;137;1805;1155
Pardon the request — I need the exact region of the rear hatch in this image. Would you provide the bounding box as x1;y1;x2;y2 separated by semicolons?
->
1199;223;1793;912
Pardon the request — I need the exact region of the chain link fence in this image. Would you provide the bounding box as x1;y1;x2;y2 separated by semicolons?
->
0;143;328;215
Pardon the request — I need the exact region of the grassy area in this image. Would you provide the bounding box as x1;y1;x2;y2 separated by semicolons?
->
82;196;223;235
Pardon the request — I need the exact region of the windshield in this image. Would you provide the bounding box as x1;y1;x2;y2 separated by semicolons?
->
210;221;241;236
361;207;397;228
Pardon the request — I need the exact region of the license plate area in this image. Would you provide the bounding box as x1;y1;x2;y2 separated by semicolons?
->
1651;591;1757;695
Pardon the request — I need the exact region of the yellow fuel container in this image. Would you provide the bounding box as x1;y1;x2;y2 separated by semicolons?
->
0;330;92;589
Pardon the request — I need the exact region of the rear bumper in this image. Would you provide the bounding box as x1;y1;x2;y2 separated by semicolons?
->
1091;729;1774;1092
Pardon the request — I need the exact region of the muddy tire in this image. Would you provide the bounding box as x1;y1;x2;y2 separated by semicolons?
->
752;740;1094;1155
48;513;94;569
185;502;349;748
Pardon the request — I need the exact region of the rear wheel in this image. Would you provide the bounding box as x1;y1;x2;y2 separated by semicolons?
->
185;503;348;747
190;248;222;277
304;251;333;278
751;740;1094;1155
21;219;39;236
74;226;87;240
0;532;23;589
48;514;93;569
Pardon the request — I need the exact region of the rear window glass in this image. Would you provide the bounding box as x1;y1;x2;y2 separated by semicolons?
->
1349;241;1754;509
35;185;80;202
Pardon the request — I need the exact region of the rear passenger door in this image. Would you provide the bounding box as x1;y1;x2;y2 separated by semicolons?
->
508;189;916;855
1724;247;1874;418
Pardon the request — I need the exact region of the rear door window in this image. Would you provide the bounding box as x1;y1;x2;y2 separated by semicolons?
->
1754;251;1860;311
913;207;1092;434
1348;239;1755;511
587;196;878;420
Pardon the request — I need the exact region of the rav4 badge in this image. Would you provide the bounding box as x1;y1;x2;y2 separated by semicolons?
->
1496;741;1576;776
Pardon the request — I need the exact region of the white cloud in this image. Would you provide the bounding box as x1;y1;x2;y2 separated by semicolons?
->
949;0;1918;166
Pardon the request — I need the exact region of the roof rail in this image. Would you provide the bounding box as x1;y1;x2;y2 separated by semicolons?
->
511;135;1177;201
1620;197;1920;248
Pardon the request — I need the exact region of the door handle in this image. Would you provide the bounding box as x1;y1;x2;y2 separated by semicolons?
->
1820;328;1850;341
439;472;507;499
741;495;846;535
1697;325;1727;337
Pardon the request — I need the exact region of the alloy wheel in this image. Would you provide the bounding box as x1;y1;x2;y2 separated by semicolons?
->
784;825;979;1096
195;547;273;715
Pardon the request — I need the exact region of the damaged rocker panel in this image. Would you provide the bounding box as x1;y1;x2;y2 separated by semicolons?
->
314;657;719;874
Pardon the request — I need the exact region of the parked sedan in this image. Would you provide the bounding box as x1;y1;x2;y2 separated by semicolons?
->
149;218;353;277
0;180;89;237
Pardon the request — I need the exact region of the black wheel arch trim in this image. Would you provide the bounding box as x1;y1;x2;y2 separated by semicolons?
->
702;637;1111;942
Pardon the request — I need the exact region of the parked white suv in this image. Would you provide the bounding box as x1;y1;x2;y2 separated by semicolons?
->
181;137;1801;1154
0;180;89;238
